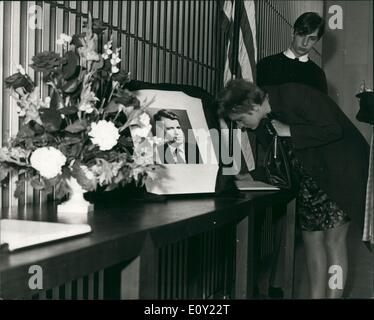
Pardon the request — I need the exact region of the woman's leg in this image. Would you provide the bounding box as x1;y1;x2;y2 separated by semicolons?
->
302;230;327;298
324;222;350;298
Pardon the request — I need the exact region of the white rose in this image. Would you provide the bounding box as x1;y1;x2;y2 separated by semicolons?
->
30;147;66;179
89;120;120;151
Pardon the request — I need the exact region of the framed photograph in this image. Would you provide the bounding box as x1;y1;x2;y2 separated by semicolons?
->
131;88;219;195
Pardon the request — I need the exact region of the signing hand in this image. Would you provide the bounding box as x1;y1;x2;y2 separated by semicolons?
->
271;119;291;137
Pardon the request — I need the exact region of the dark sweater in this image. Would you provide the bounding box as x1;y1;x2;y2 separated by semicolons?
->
256;52;328;94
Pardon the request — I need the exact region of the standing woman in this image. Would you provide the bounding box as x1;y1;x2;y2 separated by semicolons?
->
217;79;369;298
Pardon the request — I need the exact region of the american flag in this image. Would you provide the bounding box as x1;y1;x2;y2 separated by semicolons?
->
223;0;257;84
221;0;258;174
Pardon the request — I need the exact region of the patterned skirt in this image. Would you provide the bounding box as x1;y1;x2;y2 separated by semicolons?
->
282;139;351;232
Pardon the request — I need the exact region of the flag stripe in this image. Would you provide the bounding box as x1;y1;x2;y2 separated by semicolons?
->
221;0;257;174
238;0;257;81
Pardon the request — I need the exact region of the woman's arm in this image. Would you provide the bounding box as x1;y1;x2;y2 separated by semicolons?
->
272;84;343;149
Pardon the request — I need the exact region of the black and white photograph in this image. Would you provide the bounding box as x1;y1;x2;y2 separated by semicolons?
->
0;0;373;309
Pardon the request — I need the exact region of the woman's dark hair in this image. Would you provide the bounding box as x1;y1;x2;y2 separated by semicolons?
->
294;12;325;39
216;79;266;118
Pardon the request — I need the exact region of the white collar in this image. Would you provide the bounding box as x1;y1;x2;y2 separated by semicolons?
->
283;48;309;62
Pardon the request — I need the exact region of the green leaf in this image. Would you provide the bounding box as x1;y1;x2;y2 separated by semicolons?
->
0;164;11;181
59;142;82;159
29;121;45;135
62;50;79;80
14;179;25;198
113;89;140;107
61;78;81;93
17;123;36;139
59;105;79;115
39;108;62;132
49;90;60;110
105;100;120;113
65;120;88;133
30;176;46;190
55;178;70;199
62;136;83;145
71;161;97;191
118;135;133;147
92;57;104;73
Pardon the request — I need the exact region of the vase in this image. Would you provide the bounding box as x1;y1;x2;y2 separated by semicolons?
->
57;177;93;224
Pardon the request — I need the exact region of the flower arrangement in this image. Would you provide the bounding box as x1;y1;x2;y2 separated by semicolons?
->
1;13;161;203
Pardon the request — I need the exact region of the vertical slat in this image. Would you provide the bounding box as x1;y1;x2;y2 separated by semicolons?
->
183;239;188;298
176;1;182;85
116;0;122;48
68;1;76;38
186;0;192;84
182;0;188;84
98;270;104;299
88;273;95;300
192;0;198;85
77;277;84;299
172;243;178;299
137;1;144;81
52;286;60;299
159;246;166;298
55;2;64;56
167;244;173;298
162;0;167;82
169;0;174;83
25;2;35;206
198;0;204;88
65;281;72;300
208;1;214;94
148;1;154;82
141;1;148;81
2;1;21;208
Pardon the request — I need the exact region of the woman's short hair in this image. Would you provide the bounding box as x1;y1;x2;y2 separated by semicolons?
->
217;79;266;118
294;12;325;39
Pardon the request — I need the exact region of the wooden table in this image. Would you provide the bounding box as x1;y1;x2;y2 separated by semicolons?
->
0;191;296;299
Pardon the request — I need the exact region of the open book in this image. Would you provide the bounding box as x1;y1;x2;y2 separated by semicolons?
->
0;219;91;252
235;173;280;191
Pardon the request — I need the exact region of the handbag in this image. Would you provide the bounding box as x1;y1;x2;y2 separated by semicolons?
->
263;122;292;189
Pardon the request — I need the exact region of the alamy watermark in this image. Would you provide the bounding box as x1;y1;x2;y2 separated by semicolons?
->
28;265;43;290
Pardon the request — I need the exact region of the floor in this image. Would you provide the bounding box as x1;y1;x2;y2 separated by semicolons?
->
293;223;374;299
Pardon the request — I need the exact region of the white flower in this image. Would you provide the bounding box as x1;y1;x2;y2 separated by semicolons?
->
111;66;119;73
89;120;120;151
56;33;72;45
16;64;26;75
16;106;26;117
110;55;121;65
30;147;66;179
139;113;150;127
79;102;94;113
131;125;152;138
104;41;112;51
102;40;113;60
